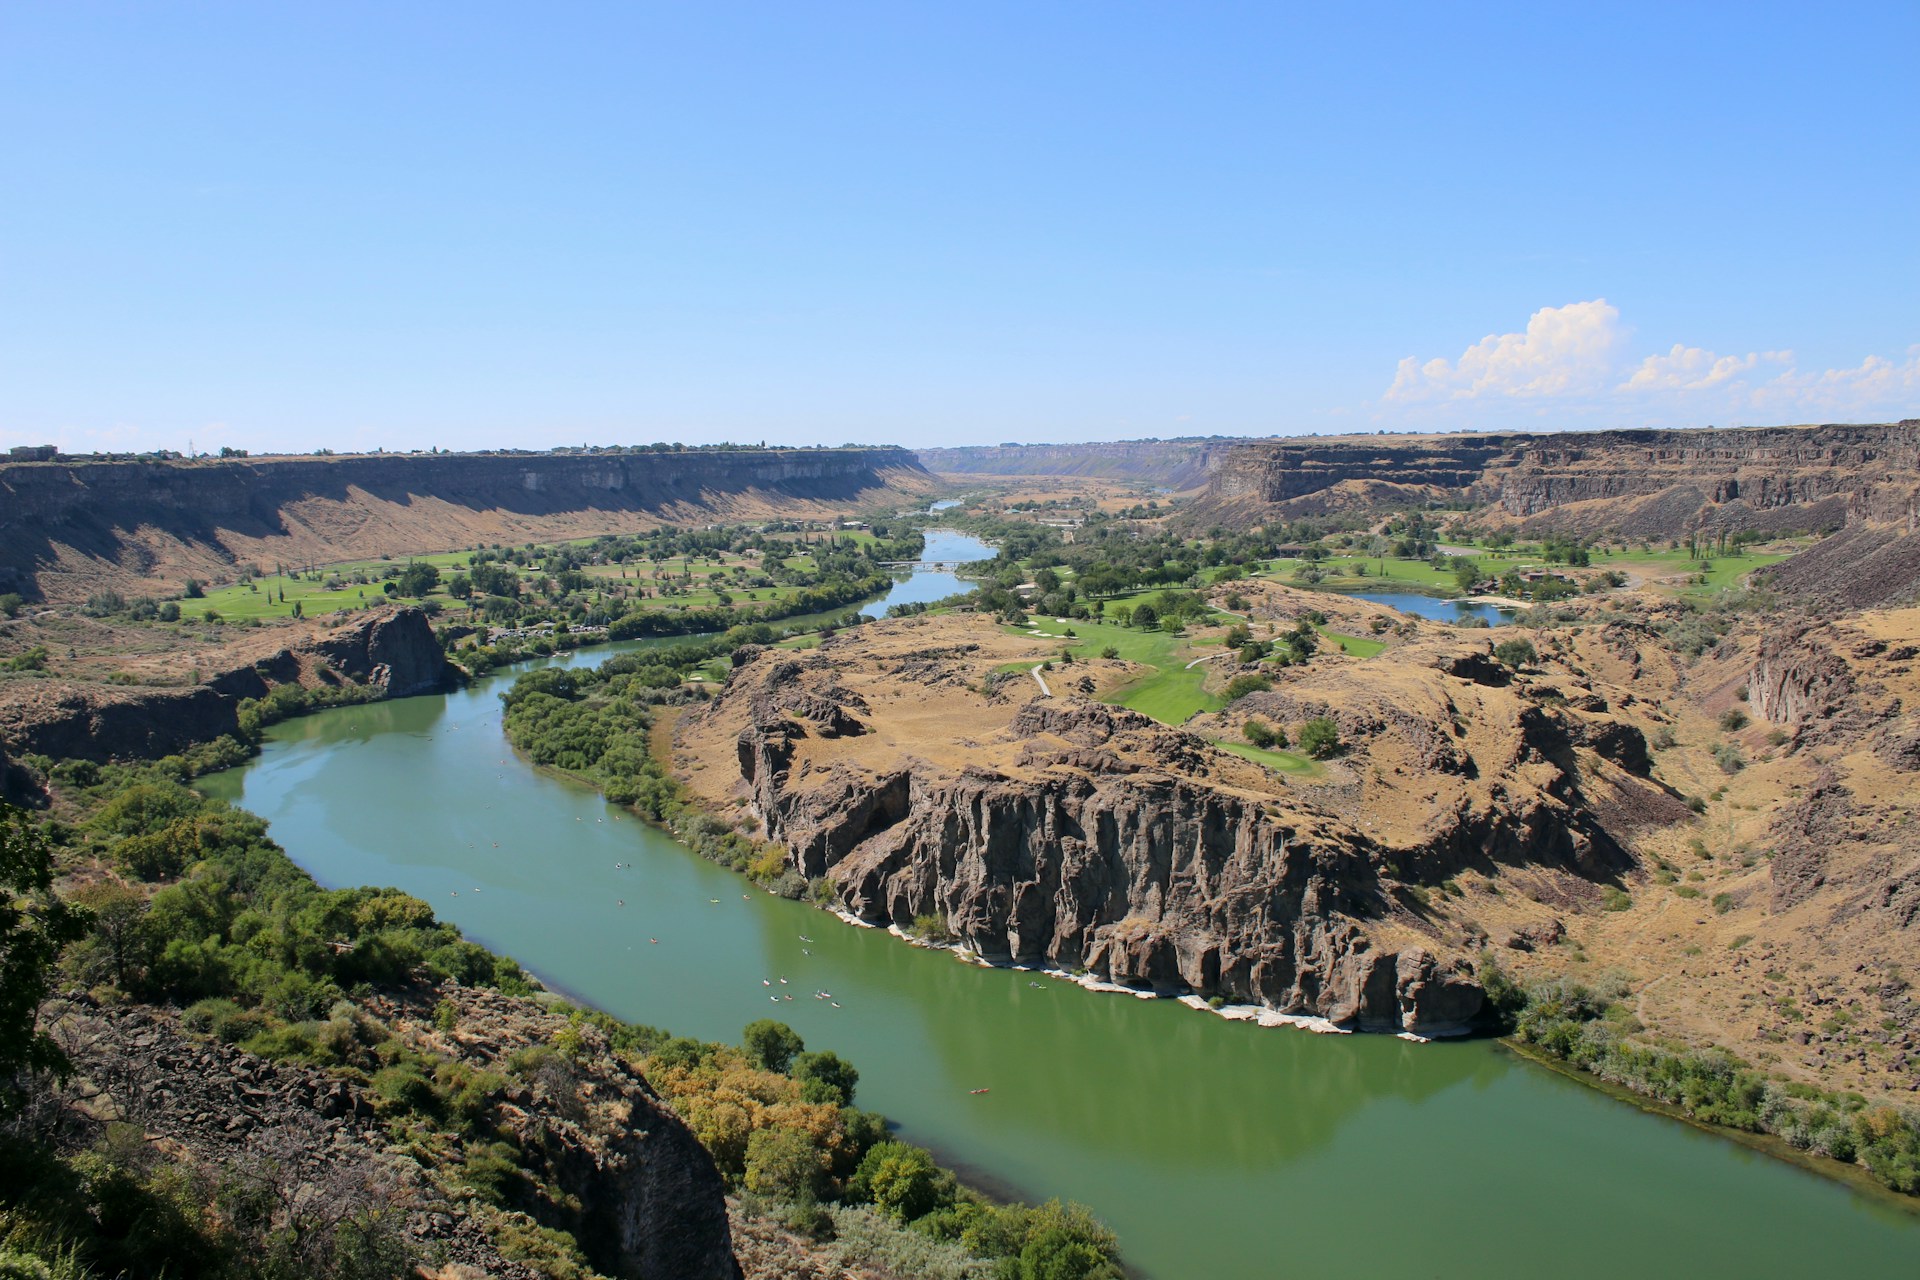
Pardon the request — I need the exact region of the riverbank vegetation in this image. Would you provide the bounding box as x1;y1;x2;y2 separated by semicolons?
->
175;523;923;627
1;747;1123;1279
1483;963;1920;1196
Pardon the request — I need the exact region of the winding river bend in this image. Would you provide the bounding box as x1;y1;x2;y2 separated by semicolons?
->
199;545;1919;1278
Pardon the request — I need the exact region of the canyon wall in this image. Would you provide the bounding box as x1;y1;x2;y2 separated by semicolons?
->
0;447;929;602
917;439;1234;490
1193;421;1920;536
0;606;455;762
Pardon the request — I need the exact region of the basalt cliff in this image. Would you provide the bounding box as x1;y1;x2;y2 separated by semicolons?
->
0;447;931;603
935;422;1920;548
1192;421;1920;537
673;609;1677;1037
0;605;455;763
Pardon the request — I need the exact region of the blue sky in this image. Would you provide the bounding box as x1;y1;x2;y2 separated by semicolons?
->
3;3;1915;454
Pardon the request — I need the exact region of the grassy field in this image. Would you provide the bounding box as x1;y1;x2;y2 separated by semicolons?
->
1013;613;1221;725
177;537;861;623
1251;542;1792;606
1306;556;1462;593
1213;739;1320;776
1315;627;1387;658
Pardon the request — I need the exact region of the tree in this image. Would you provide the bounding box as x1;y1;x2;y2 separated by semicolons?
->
853;1142;952;1222
1243;719;1279;749
744;1127;829;1203
1298;716;1342;759
1494;638;1537;669
1020;1228;1116;1280
793;1049;859;1106
72;880;154;991
396;563;440;598
183;578;205;599
1;805;91;1112
742;1018;804;1074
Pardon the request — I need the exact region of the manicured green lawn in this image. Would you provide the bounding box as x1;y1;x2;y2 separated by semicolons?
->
182;570;416;621
1013;614;1221;725
1213;739;1320;776
1315;627;1387;658
1592;548;1788;596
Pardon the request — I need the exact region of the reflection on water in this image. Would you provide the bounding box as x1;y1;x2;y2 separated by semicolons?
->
1342;589;1516;626
195;571;1920;1279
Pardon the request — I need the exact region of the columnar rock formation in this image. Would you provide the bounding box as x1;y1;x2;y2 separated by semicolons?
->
678;614;1678;1038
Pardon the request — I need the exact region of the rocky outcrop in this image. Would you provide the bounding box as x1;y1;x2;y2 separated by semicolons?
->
0;683;241;761
1749;627;1854;726
706;638;1682;1036
310;606;458;697
695;620;1696;1036
51;989;743;1280
0;607;454;762
0;447;928;602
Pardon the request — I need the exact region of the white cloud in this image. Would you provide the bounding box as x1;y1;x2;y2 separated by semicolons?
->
1386;299;1625;402
1621;344;1780;392
1751;346;1920;414
1382;302;1916;425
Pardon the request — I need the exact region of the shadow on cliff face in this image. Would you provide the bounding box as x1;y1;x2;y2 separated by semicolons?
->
0;450;926;602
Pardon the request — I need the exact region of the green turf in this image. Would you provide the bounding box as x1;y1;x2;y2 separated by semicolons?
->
1013;614;1221;725
1212;739;1320;775
1315;627;1387;658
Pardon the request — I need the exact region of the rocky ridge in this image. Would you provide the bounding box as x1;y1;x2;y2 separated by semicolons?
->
1192;421;1920;538
679;613;1679;1037
45;984;742;1279
0;447;930;603
0;605;455;763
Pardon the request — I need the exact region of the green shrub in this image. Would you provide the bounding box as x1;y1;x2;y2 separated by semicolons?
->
1223;674;1271;702
1297;717;1341;759
1494;638;1537;669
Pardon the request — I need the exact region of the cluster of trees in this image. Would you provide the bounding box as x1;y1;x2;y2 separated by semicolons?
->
1486;965;1920;1195
0;769;549;1278
605;573;891;641
644;1019;1120;1279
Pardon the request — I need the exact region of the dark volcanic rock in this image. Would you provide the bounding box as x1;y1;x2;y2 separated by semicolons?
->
311;606;457;697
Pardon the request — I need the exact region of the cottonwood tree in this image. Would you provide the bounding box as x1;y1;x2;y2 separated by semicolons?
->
0;805;90;1114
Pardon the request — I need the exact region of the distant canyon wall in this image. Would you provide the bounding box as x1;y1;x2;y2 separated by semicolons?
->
917;440;1233;490
0;448;929;602
920;423;1920;541
1194;421;1920;537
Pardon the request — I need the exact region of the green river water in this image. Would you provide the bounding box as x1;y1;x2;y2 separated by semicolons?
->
197;634;1920;1278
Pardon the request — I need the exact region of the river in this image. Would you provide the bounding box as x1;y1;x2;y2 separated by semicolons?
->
197;550;1919;1279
